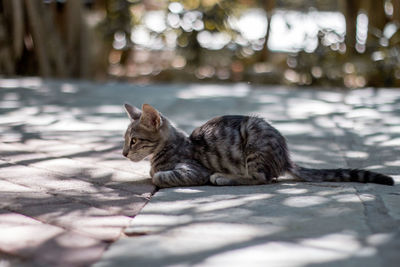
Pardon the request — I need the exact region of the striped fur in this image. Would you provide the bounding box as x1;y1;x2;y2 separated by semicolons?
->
289;166;394;186
123;104;394;188
190;116;291;185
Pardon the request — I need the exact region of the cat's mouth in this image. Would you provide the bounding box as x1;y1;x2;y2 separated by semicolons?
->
126;154;147;162
123;150;145;162
128;157;141;162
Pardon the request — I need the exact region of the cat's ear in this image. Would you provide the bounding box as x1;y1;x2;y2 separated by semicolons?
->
124;103;142;121
140;104;162;131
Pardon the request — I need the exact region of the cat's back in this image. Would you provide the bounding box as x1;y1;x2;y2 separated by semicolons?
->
190;115;289;174
190;115;277;173
190;115;280;142
192;115;245;133
190;115;247;144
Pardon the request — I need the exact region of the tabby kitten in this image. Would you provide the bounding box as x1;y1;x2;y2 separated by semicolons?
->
123;103;394;188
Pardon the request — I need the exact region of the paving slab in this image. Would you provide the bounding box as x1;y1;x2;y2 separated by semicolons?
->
11;201;131;241
0;209;64;255
0;209;108;267
96;182;399;267
30;231;108;267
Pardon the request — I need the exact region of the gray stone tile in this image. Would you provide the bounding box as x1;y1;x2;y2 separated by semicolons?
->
97;184;387;267
31;231;108;267
56;189;150;217
0;209;64;256
14;202;131;241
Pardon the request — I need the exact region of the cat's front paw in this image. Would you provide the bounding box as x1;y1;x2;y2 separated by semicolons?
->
209;173;219;185
210;173;237;186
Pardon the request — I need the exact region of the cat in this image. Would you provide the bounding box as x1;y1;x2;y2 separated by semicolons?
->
122;103;394;188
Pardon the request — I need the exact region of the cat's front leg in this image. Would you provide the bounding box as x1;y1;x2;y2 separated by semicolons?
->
210;173;239;186
152;163;209;188
210;173;272;186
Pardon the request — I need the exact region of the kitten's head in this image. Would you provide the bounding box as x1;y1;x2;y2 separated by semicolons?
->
122;103;164;162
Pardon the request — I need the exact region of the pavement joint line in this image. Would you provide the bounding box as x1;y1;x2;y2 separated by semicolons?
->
3;203;130;242
2;206;117;245
2;183;152;218
48;191;149;217
353;187;400;267
0;250;28;263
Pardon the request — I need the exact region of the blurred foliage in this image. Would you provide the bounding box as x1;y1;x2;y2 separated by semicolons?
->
0;0;400;87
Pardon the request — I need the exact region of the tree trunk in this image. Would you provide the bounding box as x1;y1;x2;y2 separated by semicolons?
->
66;0;90;78
341;0;361;55
24;0;51;77
0;20;14;74
9;0;24;59
391;0;400;23
365;0;388;39
260;0;275;62
40;2;67;77
79;13;90;78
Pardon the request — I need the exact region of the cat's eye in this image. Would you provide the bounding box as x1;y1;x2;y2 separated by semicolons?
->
130;138;137;147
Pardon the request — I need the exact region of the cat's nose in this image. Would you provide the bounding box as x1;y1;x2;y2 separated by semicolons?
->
122;150;128;157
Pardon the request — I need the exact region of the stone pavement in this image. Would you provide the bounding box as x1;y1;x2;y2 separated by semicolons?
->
0;78;399;266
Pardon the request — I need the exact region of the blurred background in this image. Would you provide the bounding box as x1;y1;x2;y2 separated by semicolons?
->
1;0;400;88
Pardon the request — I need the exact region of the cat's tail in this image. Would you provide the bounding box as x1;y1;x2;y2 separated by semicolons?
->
288;164;394;186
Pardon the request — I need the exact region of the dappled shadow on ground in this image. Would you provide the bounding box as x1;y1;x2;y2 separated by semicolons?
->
0;78;160;266
102;182;400;267
0;162;154;266
0;156;154;266
1;78;400;266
